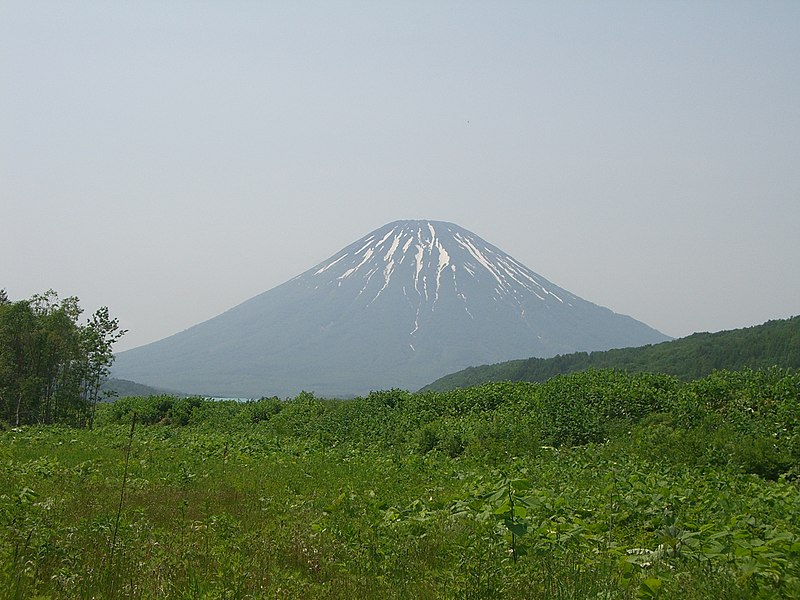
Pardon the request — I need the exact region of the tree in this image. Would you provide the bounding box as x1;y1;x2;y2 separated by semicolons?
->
82;306;126;428
0;290;126;426
0;299;38;426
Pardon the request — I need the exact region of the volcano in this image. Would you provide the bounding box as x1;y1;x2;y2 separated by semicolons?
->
112;220;670;397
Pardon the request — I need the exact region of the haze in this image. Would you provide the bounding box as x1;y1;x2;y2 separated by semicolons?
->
2;1;798;352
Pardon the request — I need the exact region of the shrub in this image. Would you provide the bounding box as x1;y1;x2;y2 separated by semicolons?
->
168;396;205;426
441;430;465;458
247;397;283;424
733;435;794;480
416;426;439;454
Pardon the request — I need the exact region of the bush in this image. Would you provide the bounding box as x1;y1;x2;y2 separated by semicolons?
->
245;397;283;423
441;430;465;458
416;426;439;454
168;396;205;426
98;395;176;425
533;370;680;446
733;435;794;480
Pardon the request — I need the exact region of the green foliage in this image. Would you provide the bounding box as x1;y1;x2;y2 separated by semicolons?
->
246;396;282;423
2;367;800;598
0;290;125;427
416;425;439;454
534;370;678;445
425;315;800;391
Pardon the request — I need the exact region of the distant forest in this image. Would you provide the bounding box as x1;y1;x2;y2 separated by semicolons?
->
100;378;177;400
423;315;800;392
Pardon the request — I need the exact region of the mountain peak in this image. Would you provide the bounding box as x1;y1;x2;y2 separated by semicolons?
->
304;220;572;319
114;220;669;397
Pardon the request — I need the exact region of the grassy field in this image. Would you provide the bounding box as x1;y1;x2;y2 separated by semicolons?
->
2;368;800;598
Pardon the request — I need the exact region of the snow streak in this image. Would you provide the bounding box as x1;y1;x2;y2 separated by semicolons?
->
305;220;572;335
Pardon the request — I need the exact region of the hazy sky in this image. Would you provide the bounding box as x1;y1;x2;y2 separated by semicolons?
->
2;1;799;352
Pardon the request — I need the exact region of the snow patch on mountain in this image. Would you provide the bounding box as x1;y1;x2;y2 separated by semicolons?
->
303;220;576;327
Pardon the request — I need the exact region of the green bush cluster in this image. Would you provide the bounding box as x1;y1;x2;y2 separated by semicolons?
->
99;367;800;479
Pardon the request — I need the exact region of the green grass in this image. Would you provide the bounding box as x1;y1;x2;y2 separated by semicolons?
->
2;368;800;598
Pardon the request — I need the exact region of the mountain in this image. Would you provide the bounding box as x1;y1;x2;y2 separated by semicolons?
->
101;377;185;399
112;220;670;397
421;315;800;392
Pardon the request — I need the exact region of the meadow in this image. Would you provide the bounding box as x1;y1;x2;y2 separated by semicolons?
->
2;368;800;599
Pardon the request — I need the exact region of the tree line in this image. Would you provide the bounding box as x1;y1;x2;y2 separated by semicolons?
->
423;315;800;392
0;289;125;427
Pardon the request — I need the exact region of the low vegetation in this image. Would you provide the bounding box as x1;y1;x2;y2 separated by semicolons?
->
2;367;800;598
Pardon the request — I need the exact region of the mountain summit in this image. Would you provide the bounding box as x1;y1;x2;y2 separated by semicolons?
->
113;220;670;397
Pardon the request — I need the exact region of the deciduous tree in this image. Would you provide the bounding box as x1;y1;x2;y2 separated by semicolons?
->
0;290;126;426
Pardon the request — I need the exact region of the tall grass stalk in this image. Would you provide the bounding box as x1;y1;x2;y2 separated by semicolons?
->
107;411;136;591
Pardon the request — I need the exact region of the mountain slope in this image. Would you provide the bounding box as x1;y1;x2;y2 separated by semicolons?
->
113;220;669;397
101;378;182;400
421;315;800;392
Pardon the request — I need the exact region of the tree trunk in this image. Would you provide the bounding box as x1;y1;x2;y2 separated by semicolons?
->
14;390;22;427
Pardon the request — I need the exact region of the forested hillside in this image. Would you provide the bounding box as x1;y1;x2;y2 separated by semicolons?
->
423;316;800;392
100;378;179;400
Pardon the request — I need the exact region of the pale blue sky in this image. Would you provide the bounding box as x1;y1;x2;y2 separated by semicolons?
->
2;1;798;351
